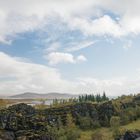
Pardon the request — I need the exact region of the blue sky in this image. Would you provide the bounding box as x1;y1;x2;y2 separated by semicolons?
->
0;0;140;96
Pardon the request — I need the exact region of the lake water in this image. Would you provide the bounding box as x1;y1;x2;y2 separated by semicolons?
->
29;99;54;106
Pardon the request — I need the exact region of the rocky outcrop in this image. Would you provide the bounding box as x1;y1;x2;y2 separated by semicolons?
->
0;130;15;140
0;94;140;140
0;130;54;140
0;103;102;139
44;102;99;125
117;131;140;140
0;103;36;131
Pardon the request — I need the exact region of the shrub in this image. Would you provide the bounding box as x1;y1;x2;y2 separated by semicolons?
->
78;116;93;130
66;128;81;140
110;116;120;138
91;130;104;140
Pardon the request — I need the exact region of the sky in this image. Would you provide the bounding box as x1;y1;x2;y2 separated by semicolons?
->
0;0;140;96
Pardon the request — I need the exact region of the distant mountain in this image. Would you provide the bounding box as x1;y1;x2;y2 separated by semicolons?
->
9;92;78;99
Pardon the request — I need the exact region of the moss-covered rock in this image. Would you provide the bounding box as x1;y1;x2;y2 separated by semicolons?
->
0;94;140;139
0;130;15;140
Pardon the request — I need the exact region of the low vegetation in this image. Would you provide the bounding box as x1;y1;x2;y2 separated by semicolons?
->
0;93;140;140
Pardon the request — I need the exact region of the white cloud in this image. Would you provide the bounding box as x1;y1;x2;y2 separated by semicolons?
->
0;52;77;95
65;41;95;52
76;77;140;96
76;55;87;62
0;52;140;96
45;52;87;65
0;0;98;43
1;0;140;43
45;42;61;52
123;40;132;50
1;1;140;96
67;15;124;37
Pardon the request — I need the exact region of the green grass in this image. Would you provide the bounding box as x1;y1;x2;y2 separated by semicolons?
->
78;119;140;140
78;128;113;140
78;130;92;140
121;119;140;130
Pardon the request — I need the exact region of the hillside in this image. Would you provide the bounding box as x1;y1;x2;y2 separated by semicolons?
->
10;92;78;99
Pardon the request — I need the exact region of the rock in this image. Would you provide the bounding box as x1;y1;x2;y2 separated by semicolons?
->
0;99;140;139
8;103;36;116
124;131;140;140
118;131;140;140
17;136;27;140
0;130;15;140
0;103;36;131
16;131;54;140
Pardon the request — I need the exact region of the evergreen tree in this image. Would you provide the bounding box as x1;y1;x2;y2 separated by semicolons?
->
102;91;109;101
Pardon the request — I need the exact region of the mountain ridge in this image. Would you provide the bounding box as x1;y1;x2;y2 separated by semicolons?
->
9;92;78;99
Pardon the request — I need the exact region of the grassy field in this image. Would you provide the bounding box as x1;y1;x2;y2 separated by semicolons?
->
78;119;140;140
121;119;140;130
78;128;113;140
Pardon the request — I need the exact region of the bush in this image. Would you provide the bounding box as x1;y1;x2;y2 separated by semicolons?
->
110;116;120;138
66;128;81;140
90;120;101;129
135;106;140;118
78;116;93;130
91;130;104;140
120;114;129;125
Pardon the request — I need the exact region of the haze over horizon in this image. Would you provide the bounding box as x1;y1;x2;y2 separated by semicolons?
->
0;0;140;96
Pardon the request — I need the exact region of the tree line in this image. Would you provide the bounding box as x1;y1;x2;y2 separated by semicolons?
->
78;92;109;102
52;92;109;107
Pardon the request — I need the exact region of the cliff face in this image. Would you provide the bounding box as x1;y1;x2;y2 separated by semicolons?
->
0;94;140;140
